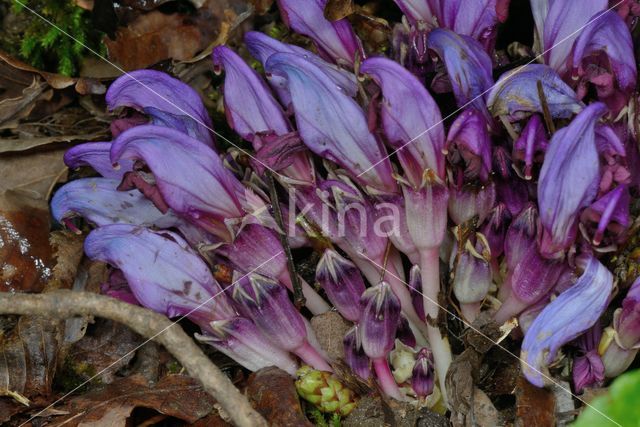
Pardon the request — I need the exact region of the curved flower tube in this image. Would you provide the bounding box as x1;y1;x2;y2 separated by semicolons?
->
211;45;314;184
51;178;181;232
487;64;583;120
84;224;237;326
276;0;360;66
199;317;299;375
244;31;358;105
361;56;446;182
265;53;397;195
513;114;548;180
445;109;492;182
64;142;134;179
106;70;215;147
580;185;630;247
110;125;265;242
426;28;493;116
521;256;613;387
538;102;606;259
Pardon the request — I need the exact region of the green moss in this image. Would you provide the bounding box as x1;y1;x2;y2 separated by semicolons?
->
55;357;100;393
166;360;183;374
11;0;105;76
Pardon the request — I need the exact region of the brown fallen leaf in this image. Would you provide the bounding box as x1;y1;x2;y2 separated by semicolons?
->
0;50;105;95
64;319;143;385
0;315;62;400
515;376;556;427
246;367;313;427
104;11;205;70
50;374;217;425
324;0;355;21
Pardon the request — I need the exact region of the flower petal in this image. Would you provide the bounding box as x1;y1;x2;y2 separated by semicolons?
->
521;256;613;387
265;53;397;194
106;70;215;147
64;142;133;179
487;64;583;120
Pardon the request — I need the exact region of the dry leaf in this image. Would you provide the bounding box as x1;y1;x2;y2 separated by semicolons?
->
104;11;205;70
0;316;62;399
324;0;355;21
65;319;143;385
51;374;216;425
515;375;556;427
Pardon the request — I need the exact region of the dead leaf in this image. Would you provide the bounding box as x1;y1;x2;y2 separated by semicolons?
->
0;50;105;94
0;315;62;399
51;374;216;425
515;376;556;427
65;319;143;385
48;231;85;291
246;367;312;427
324;0;355;21
104;11;205;70
250;0;274;15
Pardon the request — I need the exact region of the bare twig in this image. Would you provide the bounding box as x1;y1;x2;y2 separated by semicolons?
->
266;171;306;309
0;291;267;427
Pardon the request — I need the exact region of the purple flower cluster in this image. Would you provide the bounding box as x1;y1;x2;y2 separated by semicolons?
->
52;0;640;405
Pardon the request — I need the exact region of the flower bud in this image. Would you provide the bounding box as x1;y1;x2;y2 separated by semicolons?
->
343;327;371;379
232;273;307;352
199;317;298;375
452;233;492;322
573;325;604;393
412;348;435;398
403;170;449;251
445;109;492;182
295;366;358;416
408;265;425;321
316;249;366;322
359;282;401;360
480;203;511;259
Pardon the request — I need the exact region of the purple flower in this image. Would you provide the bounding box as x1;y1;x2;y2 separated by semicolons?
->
538;103;607;259
232;273;331;370
521;256;613;387
212;45;290;140
573;324;605;393
276;0;360;65
392;0;438;26
51;178;181;231
452;233;492;322
199;317;298;375
110;125;263;241
359;282;402;360
612;278;640;350
438;0;510;49
541;0;607;75
84;224;236;326
426;28;493;115
487;64;582;120
411;348;435;398
408;265;425;321
101;269;139;306
211;45;315;184
64;142;133;179
316;249;366;322
344;326;371;379
403;171;449;252
513;115;549;180
244;31;357;105
445;109;492;182
265;53;397;195
359;282;403;399
447;179;496;225
360;56;446;182
106;70;215;147
480;203;511;259
571;10;637;112
504;203;539;270
397;316;417;348
580;185;630;246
